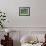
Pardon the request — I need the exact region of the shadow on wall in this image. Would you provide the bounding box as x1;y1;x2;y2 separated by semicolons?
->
13;40;21;46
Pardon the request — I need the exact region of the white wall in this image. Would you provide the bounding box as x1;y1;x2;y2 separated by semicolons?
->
0;0;46;27
0;1;46;46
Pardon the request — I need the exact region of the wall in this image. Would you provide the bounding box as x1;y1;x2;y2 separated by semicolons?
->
0;0;46;46
0;0;46;27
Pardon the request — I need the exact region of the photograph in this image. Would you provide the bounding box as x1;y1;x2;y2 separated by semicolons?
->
19;7;30;16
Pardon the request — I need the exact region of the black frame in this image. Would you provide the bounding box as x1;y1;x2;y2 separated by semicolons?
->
19;7;30;16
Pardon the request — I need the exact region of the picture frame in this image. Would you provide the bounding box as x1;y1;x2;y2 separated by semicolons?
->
19;7;30;16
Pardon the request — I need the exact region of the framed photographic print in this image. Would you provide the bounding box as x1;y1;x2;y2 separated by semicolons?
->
19;7;30;16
